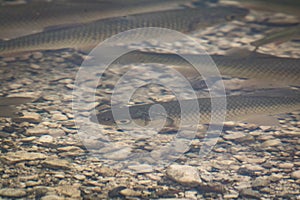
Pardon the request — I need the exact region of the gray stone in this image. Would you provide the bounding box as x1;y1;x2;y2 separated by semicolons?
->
240;188;260;199
252;176;270;187
102;147;132;161
166;165;201;186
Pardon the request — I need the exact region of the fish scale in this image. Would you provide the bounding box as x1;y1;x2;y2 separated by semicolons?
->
0;0;200;39
0;6;248;55
92;93;300;126
111;50;300;86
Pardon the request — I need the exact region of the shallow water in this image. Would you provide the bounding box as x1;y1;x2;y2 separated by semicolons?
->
0;0;299;199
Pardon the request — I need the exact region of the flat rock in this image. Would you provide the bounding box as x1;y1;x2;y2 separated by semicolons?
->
41;195;65;200
7;92;40;99
38;135;54;144
57;146;83;152
52;113;68;121
234;155;266;164
166;164;201;186
0;151;46;164
252;176;270;187
102;147;132;161
13;112;41;123
95;166;117;177
223;131;247;140
26;127;49;136
128;164;153;173
74;174;86;181
278;163;294;169
261;139;281;148
120;189;142;197
240;188;260;199
42;158;71;170
223;131;254;142
55;185;81;198
0;188;27;197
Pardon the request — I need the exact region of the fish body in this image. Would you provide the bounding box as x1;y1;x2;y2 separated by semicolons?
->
0;97;35;118
112;50;300;87
92;92;300;126
251;25;300;49
0;0;198;39
0;6;248;55
221;0;300;18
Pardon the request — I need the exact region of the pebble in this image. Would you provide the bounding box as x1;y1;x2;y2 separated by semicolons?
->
9;83;23;89
52;113;68;121
234;155;266;164
252;176;270;187
269;173;283;182
102;147;132;161
291;170;300;179
224;191;239;199
95;166;117;177
260;126;272;131
30;63;41;69
120;189;142;197
74;174;86;181
278;163;294;169
128;164;153;173
38;135;54;144
55;184;81;198
48;129;65;137
223;131;254;142
13;112;42;123
53;172;65;179
239;188;261;199
26;127;49;136
261;139;282;147
166;165;201;186
32;52;43;59
223;131;247;140
42;158;71;170
0;188;26;198
41;195;64;200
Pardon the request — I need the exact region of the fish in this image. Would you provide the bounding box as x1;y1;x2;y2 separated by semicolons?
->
0;0;202;40
91;91;300;127
251;25;300;50
0;96;35;118
0;6;249;56
110;50;300;88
